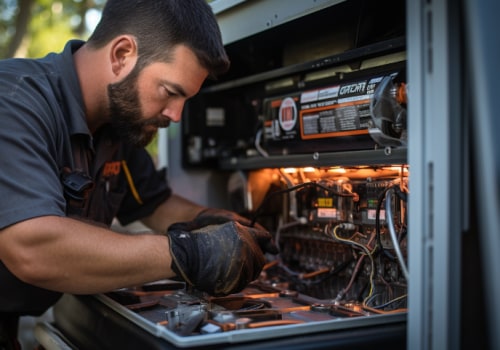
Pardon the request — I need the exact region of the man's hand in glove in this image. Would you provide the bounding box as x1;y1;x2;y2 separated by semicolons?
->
191;207;255;228
181;207;278;255
167;220;275;296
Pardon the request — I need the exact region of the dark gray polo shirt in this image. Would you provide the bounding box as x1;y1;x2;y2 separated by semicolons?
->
0;40;172;315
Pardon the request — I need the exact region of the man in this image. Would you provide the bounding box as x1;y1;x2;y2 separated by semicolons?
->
0;0;276;347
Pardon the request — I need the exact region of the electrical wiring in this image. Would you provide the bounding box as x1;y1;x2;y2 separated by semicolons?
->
372;294;407;310
278;169;303;222
323;223;406;311
254;128;269;158
335;254;366;302
270;218;345;284
385;188;409;281
245;168;408;313
250;180;357;226
374;182;408;262
375;186;395;259
377;269;394;301
362;294;408;314
282;261;352;287
326;224;376;304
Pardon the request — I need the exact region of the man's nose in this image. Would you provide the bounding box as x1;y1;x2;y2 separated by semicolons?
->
162;100;185;123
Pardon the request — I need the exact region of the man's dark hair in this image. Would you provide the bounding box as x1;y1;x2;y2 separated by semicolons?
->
87;0;230;78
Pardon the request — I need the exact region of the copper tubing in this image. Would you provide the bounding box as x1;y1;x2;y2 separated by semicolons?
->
246;319;305;329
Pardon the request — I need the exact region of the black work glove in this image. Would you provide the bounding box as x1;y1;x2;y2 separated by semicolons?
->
179;208;279;255
185;207;256;229
167;221;274;296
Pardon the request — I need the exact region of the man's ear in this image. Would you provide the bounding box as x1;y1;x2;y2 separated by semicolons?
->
109;35;138;77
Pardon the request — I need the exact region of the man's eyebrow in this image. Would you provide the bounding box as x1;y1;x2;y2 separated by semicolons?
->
162;80;187;98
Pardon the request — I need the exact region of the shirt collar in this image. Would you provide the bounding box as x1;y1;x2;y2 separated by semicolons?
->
51;40;90;137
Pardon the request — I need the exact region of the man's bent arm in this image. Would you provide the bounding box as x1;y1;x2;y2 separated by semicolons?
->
0;215;173;294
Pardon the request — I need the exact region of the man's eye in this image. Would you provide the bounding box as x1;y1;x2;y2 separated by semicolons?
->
161;86;173;98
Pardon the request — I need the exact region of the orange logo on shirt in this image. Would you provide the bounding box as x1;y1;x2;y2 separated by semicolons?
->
103;161;121;177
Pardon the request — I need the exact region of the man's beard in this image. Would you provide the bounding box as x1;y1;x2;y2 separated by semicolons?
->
107;70;170;147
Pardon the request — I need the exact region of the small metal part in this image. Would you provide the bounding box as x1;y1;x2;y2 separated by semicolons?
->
310;303;331;313
200;322;222;334
279;290;299;298
212;311;236;324
235;317;252;330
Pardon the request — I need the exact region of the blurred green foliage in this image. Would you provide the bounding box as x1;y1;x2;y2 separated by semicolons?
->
0;0;106;59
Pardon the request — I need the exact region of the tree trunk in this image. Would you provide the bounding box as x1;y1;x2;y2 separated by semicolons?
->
6;0;35;58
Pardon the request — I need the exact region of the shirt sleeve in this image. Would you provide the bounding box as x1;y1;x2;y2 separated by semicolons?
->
0;74;68;229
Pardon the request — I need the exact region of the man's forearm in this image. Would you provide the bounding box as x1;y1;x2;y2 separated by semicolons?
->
0;215;173;294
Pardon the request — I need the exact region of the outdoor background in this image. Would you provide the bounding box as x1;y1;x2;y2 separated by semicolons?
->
0;0;105;59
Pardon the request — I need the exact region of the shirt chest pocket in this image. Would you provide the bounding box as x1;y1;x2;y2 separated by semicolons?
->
87;163;127;226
